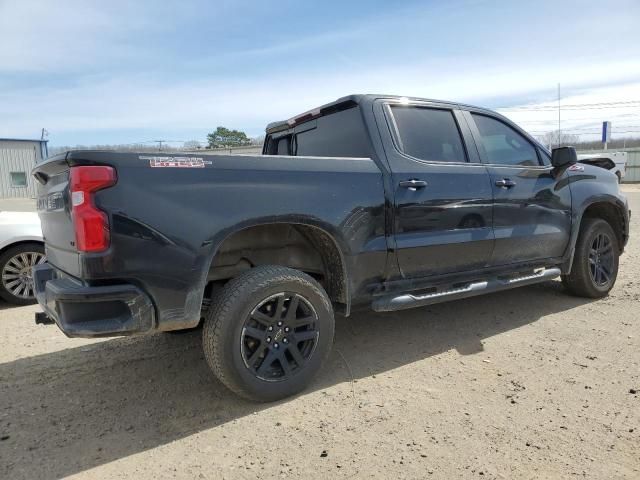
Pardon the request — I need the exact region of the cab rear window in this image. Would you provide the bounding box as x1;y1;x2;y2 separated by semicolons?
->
265;106;370;158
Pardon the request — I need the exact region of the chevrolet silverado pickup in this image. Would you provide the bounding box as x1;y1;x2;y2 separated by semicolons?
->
32;94;630;401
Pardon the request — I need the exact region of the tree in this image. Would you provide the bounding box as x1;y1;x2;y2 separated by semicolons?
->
183;140;202;150
207;127;251;148
535;130;580;149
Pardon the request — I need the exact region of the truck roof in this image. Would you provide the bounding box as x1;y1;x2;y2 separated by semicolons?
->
265;94;482;134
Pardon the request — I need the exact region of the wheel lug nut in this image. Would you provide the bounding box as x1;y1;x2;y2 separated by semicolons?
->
268;326;273;331
266;337;271;343
274;343;279;349
277;321;283;327
284;327;290;333
283;338;288;344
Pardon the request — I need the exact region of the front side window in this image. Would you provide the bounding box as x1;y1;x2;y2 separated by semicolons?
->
471;113;539;167
538;147;552;166
389;106;467;163
10;172;27;187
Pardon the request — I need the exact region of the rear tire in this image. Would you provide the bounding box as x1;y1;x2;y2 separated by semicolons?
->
562;218;619;298
0;242;45;305
202;265;335;402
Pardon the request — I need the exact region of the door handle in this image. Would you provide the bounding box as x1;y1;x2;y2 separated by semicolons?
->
495;178;516;188
399;179;428;190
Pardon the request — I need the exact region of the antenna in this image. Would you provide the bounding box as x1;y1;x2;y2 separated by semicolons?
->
557;83;561;148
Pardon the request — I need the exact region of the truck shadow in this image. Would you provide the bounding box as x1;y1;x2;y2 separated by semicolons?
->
0;280;593;479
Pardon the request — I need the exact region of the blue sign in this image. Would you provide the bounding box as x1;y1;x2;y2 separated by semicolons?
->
602;121;611;143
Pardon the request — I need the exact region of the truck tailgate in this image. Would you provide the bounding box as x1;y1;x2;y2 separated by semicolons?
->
32;153;79;276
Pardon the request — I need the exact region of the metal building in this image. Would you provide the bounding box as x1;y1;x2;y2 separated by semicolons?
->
0;138;48;198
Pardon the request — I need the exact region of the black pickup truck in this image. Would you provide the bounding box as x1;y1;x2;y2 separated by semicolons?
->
33;94;630;401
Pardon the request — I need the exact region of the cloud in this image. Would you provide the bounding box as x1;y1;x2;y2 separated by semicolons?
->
0;0;135;71
1;0;639;144
2;55;639;143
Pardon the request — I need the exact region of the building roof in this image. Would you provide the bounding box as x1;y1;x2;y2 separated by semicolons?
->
0;138;48;143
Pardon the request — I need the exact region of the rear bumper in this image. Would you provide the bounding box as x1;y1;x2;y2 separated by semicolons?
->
32;263;156;338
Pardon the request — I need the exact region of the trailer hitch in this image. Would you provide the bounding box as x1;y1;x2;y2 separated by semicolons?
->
35;312;55;325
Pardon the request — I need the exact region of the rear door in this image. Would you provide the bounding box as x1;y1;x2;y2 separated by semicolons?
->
463;111;572;266
376;100;494;278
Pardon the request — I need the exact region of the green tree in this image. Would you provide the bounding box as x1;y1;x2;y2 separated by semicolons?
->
207;126;251;148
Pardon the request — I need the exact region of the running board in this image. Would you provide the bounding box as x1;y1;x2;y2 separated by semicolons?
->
371;267;561;313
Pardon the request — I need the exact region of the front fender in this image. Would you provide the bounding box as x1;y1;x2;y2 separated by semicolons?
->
562;192;629;274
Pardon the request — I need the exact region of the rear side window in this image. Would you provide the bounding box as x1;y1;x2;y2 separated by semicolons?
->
389;106;467;163
293;107;370;158
471;113;540;167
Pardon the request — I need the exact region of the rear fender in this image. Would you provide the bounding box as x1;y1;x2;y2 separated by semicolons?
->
194;217;351;319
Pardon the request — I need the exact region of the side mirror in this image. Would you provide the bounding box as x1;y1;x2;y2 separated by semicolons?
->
551;146;577;168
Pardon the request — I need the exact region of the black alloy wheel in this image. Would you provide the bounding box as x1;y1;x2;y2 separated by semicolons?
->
562;218;619;298
588;232;615;288
241;292;319;381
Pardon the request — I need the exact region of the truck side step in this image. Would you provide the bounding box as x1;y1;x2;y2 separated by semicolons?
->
371;267;561;312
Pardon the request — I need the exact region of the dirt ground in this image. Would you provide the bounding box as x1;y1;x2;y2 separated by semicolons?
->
1;188;639;480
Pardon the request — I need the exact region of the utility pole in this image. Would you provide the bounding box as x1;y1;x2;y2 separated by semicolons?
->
557;83;561;148
155;140;164;151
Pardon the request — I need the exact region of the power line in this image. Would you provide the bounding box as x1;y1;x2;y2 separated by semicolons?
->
517;120;640;125
498;100;640;111
530;125;640;132
528;129;640;135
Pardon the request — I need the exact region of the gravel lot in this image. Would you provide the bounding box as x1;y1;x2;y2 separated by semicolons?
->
1;188;638;479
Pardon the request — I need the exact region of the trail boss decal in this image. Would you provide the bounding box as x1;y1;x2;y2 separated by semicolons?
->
140;156;211;168
568;164;585;172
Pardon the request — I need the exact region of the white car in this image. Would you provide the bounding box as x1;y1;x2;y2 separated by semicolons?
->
577;152;627;183
0;212;44;305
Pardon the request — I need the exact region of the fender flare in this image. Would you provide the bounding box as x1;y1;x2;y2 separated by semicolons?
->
562;195;628;274
198;217;352;315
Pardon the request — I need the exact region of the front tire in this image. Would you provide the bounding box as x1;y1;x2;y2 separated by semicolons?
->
562;218;619;298
202;266;335;402
0;242;45;305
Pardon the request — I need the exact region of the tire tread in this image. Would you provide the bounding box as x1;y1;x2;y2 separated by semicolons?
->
202;265;333;401
562;218;619;298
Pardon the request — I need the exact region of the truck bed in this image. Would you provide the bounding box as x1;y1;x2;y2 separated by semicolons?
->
32;150;386;335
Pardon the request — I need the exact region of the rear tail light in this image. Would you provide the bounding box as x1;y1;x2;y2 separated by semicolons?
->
70;166;117;252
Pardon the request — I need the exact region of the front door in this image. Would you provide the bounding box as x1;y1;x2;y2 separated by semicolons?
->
464;111;572;266
378;101;494;278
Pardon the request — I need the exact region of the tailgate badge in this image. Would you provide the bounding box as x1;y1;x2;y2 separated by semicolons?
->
140;156;211;168
37;192;64;211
